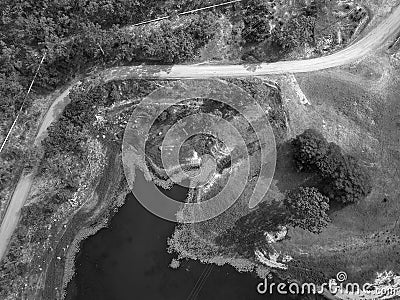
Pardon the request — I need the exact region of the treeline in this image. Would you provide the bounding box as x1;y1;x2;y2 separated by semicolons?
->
240;0;364;62
241;0;319;55
1;0;149;121
39;14;218;88
0;0;221;130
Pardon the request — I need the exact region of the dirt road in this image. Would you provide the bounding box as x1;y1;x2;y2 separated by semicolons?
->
0;174;33;260
1;3;400;263
0;86;74;261
102;4;400;80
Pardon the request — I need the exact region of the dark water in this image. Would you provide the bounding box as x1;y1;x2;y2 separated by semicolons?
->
66;172;293;300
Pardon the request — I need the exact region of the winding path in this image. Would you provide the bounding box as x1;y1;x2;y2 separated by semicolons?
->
102;4;400;80
0;3;400;263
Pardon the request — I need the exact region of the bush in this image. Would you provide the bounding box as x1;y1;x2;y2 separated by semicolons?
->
284;187;330;234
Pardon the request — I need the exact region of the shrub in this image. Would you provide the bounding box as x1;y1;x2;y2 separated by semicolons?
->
284;187;330;234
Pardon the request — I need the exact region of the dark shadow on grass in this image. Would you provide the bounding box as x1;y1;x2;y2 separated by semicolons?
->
274;141;316;192
215;200;289;258
324;197;348;217
273;141;352;218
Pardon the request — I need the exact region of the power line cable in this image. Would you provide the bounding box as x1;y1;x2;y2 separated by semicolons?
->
186;265;211;300
191;265;214;300
131;0;242;27
0;52;46;153
186;264;214;300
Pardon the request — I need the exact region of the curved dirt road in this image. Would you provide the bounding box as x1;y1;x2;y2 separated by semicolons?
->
102;4;400;80
1;3;400;263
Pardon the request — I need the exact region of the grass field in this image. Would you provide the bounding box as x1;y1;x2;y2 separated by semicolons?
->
169;58;400;286
273;57;400;284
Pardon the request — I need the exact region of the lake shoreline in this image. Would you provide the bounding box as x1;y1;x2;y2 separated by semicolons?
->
62;185;129;299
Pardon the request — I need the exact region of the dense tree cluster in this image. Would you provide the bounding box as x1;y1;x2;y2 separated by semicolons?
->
0;235;28;297
0;162;13;192
241;0;318;50
315;142;343;177
284;187;330;234
162;0;229;13
321;155;373;204
240;0;367;63
292;129;372;204
0;148;23;190
0;0;219;134
274;15;316;50
241;0;274;44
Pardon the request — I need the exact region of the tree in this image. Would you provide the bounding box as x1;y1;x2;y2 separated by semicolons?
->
292;129;373;204
315;142;343;177
186;13;219;49
284;187;330;234
242;0;273;44
323;155;372;204
274;15;316;51
292;128;329;171
20;204;44;227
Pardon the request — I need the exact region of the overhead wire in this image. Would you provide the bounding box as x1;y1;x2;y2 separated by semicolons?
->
186;264;214;300
0;52;47;153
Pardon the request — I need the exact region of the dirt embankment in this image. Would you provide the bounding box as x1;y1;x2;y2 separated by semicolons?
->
41;145;128;300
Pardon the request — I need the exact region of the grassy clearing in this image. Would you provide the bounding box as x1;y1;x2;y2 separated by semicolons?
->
271;62;400;284
169;62;400;286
